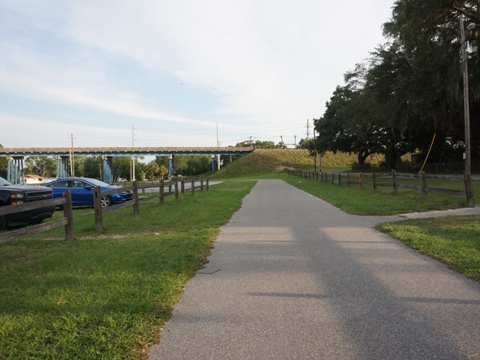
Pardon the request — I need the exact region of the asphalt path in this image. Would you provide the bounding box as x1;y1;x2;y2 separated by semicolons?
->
149;179;480;360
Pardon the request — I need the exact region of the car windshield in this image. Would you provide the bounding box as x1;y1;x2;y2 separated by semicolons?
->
84;178;111;187
0;177;13;186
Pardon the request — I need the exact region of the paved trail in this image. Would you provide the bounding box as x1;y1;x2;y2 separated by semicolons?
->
149;180;480;360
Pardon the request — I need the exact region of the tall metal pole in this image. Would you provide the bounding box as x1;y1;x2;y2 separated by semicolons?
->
460;17;471;175
132;124;136;181
70;133;75;177
313;127;317;172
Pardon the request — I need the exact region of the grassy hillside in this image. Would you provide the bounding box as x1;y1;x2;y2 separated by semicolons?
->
213;149;363;178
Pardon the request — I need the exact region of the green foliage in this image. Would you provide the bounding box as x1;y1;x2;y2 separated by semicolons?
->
235;139;285;149
24;156;56;178
0;144;5;178
154;155;212;177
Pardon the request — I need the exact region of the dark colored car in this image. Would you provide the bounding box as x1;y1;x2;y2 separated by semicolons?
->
43;177;132;208
0;176;55;230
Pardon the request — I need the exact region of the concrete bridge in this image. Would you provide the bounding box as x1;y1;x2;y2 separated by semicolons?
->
0;146;254;184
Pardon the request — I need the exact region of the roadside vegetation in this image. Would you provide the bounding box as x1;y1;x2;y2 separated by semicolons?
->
1;149;479;359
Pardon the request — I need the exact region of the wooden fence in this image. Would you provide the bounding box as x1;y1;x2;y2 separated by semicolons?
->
0;176;210;242
0;191;74;244
93;176;209;231
289;170;475;207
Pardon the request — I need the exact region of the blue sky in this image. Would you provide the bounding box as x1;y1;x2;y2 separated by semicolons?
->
1;1;395;149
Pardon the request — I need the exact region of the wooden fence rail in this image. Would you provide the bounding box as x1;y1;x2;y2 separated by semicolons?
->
289;170;474;206
0;191;74;243
94;176;209;231
1;176;210;241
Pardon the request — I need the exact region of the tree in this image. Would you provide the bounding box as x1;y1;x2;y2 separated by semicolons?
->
144;160;168;180
25;156;56;178
383;0;480;160
0;144;8;178
112;157;131;181
235;140;279;148
315;80;386;167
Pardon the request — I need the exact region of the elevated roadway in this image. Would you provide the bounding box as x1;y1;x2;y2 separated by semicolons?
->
0;146;254;183
0;146;254;157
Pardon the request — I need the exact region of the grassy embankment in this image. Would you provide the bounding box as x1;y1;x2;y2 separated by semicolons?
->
1;149;479;359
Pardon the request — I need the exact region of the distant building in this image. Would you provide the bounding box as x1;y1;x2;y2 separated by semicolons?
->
24;174;43;185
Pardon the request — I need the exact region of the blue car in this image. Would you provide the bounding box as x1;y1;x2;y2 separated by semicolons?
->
44;177;132;208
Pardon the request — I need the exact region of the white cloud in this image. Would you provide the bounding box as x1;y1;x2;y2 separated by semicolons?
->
0;0;395;148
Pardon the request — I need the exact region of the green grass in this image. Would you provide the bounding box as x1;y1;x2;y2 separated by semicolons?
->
213;149;363;178
277;172;466;215
377;217;480;282
0;181;255;359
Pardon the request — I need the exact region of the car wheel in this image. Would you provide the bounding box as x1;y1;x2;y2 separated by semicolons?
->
0;215;5;231
100;196;111;208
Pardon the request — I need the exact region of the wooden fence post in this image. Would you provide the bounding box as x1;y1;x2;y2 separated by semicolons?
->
159;179;165;205
338;173;342;186
392;170;398;193
421;171;427;197
206;177;210;191
201;177;204;193
175;179;179;199
347;173;350;187
359;172;363;188
181;179;185;199
373;173;377;190
63;190;74;241
191;178;195;196
464;172;475;207
331;173;335;184
133;181;139;216
94;186;103;231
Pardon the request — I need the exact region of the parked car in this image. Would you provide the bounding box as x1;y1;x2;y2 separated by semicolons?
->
43;177;132;208
0;176;55;230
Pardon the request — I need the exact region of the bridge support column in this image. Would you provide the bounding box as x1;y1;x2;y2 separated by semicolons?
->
211;155;216;172
102;156;113;183
169;155;174;177
56;156;70;178
7;156;25;184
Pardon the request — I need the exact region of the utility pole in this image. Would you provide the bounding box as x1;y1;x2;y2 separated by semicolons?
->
306;119;310;140
216;123;221;170
131;124;136;181
460;17;476;207
313;127;317;172
460;17;471;177
70;134;75;177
